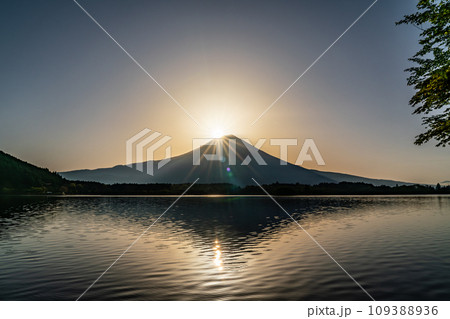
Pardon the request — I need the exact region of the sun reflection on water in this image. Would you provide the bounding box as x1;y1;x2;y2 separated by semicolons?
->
213;239;223;271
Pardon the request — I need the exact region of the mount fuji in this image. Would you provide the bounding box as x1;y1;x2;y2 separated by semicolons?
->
60;135;410;187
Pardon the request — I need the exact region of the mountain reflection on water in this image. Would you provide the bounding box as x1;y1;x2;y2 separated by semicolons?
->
0;195;449;300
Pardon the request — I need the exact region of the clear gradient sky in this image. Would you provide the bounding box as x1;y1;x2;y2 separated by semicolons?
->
0;0;449;184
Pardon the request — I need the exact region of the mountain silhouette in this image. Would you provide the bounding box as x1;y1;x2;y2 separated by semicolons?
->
60;135;410;187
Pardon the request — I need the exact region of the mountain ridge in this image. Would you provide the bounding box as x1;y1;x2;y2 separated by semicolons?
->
60;135;412;187
2;148;445;195
0;150;65;193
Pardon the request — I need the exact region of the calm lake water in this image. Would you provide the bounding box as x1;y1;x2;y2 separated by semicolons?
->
0;195;449;300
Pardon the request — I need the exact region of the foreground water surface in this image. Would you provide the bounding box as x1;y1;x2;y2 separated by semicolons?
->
0;195;449;300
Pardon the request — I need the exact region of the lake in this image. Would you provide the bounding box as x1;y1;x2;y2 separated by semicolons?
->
0;195;449;300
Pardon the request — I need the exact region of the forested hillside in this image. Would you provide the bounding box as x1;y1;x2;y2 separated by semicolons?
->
0;151;65;194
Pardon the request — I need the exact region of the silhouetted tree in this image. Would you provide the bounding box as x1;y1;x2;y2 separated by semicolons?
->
397;0;450;146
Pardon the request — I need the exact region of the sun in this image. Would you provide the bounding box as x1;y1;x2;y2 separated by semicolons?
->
211;127;225;138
